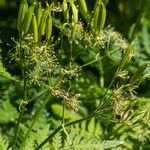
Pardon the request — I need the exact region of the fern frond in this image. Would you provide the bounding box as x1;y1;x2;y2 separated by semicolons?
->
19;125;50;150
51;104;81;121
0;61;18;81
52;132;62;150
61;126;124;150
0;100;18;124
0;133;9;150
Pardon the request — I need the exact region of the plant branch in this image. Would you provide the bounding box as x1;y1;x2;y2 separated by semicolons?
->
34;113;95;150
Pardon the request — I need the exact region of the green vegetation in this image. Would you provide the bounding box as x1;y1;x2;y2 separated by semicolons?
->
0;0;149;149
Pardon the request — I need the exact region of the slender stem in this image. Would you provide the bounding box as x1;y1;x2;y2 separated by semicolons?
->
28;88;50;103
12;33;27;149
79;59;98;68
95;74;116;111
62;102;65;124
99;62;104;88
34;113;95;150
21;94;51;148
34;61;120;150
70;26;74;61
12;110;24;149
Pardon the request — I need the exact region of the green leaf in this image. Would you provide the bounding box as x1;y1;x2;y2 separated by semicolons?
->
51;104;81;121
0;61;18;81
0;133;9;150
99;140;124;149
0;100;19;124
87;117;95;138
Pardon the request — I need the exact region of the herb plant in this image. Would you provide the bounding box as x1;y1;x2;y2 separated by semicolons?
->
0;0;149;150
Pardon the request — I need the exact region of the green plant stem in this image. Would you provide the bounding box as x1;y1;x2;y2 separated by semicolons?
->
95;74;116;111
70;26;74;61
28;88;50;103
21;94;51;148
12;110;24;149
12;34;27;149
99;62;104;88
34;113;95;150
79;58;98;68
62;102;65;124
34;56;121;150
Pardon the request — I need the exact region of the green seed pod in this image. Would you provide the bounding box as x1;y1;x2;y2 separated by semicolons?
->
39;5;52;36
102;0;109;6
37;3;43;27
117;42;134;74
17;0;28;32
70;0;78;24
79;0;88;13
94;0;101;12
62;0;69;21
46;14;52;41
32;14;38;43
129;62;150;84
97;2;106;30
22;3;36;34
93;0;101;30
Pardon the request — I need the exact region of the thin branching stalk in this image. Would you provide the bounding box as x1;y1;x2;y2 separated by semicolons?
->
70;26;74;61
21;94;51;148
12;34;26;149
34;50;123;149
28;88;50;103
99;62;104;88
34;113;95;150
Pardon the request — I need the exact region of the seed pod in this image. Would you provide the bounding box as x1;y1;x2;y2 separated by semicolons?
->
102;0;109;6
70;0;78;24
94;0;101;12
129;62;150;84
39;5;52;36
22;3;36;34
17;0;28;32
62;0;69;21
32;14;38;42
93;0;101;30
37;3;43;27
46;14;52;41
79;0;88;13
97;2;106;30
116;42;134;74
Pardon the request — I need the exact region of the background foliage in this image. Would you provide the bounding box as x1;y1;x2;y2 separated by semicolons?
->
0;0;150;150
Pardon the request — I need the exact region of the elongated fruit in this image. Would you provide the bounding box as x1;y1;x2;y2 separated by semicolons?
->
39;5;52;36
32;14;38;42
62;0;69;21
37;3;43;27
22;3;36;34
46;14;52;41
129;62;150;84
93;0;101;30
102;0;109;6
116;42;134;74
70;0;78;24
97;2;106;30
79;0;88;13
17;0;28;32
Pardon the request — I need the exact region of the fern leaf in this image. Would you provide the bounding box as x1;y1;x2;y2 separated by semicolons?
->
87;117;95;139
53;132;62;150
51;104;81;121
0;61;18;81
99;140;125;149
94;120;103;138
0;133;9;150
0;100;18;124
62;126;124;150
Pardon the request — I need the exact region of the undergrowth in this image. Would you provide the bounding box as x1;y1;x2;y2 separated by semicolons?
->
0;0;150;150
